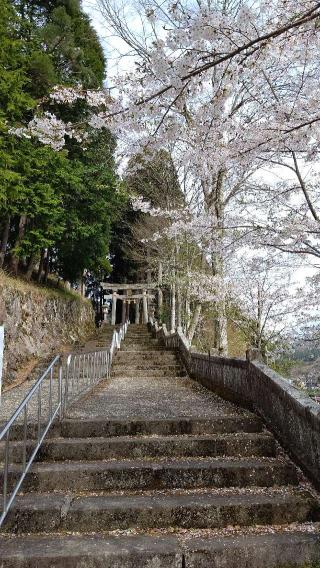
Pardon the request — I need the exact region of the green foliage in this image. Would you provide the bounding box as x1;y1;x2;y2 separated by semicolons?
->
55;129;125;281
0;0;122;285
0;0;35;124
110;150;183;282
126;149;183;208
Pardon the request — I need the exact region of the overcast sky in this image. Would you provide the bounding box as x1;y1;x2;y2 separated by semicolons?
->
83;0;136;82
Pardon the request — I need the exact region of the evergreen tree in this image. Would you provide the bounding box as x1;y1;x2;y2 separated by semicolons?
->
0;0;122;286
110;150;183;283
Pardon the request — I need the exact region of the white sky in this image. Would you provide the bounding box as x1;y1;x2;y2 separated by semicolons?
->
82;0;137;82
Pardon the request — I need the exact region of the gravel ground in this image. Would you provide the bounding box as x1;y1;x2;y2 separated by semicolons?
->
1;326;248;427
66;374;248;421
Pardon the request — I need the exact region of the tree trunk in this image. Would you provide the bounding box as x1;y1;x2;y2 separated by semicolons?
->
185;287;191;335
43;249;50;283
203;170;228;355
188;303;202;343
256;285;263;349
25;253;38;281
176;284;182;331
0;216;11;268
37;248;46;283
10;214;27;275
157;288;163;320
80;274;86;297
157;261;163;320
171;281;176;332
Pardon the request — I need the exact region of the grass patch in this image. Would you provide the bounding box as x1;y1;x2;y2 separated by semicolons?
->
0;269;89;303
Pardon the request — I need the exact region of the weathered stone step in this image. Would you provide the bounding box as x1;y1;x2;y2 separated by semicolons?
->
124;337;154;342
5;488;316;534
2;433;276;462
61;415;263;438
113;361;181;370
121;344;165;351
3;415;263;441
0;529;320;567
0;534;181;567
115;351;178;362
124;337;157;342
5;457;298;492
112;368;186;378
183;529;320;567
125;333;152;337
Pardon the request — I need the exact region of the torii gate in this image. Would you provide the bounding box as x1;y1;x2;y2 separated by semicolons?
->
100;282;162;325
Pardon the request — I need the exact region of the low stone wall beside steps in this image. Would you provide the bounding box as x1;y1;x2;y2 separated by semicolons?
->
149;320;320;488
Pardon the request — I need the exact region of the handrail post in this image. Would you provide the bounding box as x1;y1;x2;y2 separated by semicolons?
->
58;359;63;420
0;319;131;527
64;354;72;416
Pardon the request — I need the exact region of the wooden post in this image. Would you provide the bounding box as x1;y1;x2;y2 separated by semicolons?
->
111;291;117;325
142;289;148;324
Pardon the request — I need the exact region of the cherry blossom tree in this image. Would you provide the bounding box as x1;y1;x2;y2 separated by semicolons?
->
228;253;301;353
9;0;320;352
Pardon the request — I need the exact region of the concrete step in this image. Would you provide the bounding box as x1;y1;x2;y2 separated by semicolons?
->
124;337;153;342
112;368;186;378
121;345;166;351
3;415;264;441
115;351;178;362
182;529;320;568
125;333;152;337
124;336;157;342
5;457;298;492
2;433;276;462
121;345;160;350
0;529;319;567
125;332;153;336
5;488;316;534
60;416;264;438
113;361;181;370
0;534;180;567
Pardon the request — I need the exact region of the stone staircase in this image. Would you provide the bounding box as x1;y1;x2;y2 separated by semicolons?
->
0;324;319;567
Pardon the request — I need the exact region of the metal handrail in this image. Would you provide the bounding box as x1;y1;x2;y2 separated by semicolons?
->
0;320;129;527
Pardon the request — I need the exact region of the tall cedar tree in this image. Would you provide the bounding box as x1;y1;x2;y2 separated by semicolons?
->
110;150;183;282
0;0;123;283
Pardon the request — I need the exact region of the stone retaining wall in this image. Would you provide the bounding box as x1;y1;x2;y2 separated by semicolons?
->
0;272;95;387
150;321;320;487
